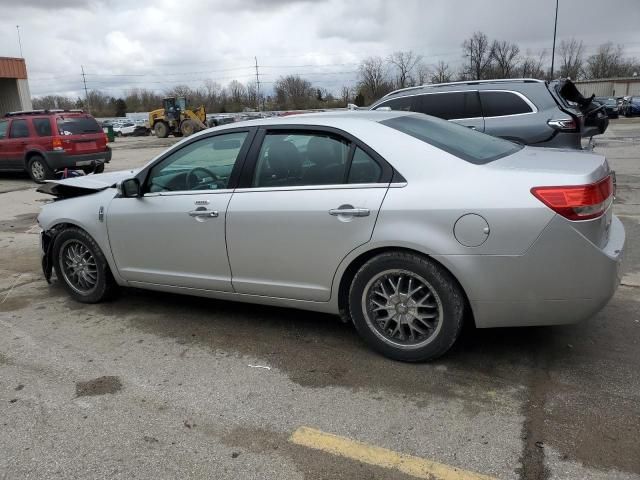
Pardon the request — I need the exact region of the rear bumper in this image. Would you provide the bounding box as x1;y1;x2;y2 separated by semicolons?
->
44;147;112;170
439;214;625;328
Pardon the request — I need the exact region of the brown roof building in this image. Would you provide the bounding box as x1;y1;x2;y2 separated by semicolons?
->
0;57;32;115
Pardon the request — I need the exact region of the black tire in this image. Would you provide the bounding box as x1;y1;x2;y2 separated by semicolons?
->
348;252;464;362
27;155;54;183
154;121;169;138
82;163;105;175
52;227;117;303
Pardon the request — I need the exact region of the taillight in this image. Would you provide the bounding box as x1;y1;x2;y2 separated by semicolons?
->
531;175;613;221
547;118;577;131
52;137;64;151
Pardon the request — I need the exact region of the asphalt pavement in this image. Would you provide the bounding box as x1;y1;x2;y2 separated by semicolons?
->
0;123;639;480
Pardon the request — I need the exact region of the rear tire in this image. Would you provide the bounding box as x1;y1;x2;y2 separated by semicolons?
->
27;155;54;183
348;252;464;362
154;121;169;138
53;228;117;303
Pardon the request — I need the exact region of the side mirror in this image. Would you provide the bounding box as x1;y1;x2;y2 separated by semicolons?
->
120;178;141;198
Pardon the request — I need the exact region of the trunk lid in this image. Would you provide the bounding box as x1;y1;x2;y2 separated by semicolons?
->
548;79;609;138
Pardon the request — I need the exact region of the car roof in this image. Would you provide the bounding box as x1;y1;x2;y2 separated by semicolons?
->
3;109;89;118
215;110;413;129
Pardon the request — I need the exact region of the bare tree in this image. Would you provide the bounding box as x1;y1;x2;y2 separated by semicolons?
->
227;80;247;106
357;56;392;104
388;51;423;88
415;63;430;85
585;42;626;79
339;85;352;105
558;38;584;79
462;31;493;80
520;50;548;79
431;61;452;83
491;40;520;78
274;75;313;109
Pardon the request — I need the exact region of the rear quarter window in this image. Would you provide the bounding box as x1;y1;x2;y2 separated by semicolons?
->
481;91;533;117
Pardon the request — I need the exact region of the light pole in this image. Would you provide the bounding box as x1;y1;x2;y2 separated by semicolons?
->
550;0;559;78
16;25;23;58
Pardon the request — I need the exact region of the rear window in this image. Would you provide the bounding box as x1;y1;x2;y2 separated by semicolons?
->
381;114;522;164
33;118;52;137
480;91;533;117
56;116;102;135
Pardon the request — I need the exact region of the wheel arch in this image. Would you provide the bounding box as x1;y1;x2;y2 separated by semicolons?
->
24;148;47;167
335;245;475;327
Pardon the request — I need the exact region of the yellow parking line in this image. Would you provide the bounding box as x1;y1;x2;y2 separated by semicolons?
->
289;426;497;480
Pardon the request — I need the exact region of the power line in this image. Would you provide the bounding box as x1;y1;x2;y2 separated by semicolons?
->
81;65;90;112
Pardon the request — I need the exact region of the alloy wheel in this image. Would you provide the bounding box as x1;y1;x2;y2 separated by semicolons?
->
361;269;443;348
59;239;98;295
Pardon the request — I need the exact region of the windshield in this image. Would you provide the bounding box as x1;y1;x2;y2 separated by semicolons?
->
632;97;640;103
56;116;102;135
381;114;522;164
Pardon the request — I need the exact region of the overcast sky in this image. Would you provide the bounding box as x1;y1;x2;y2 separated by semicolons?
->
2;0;640;99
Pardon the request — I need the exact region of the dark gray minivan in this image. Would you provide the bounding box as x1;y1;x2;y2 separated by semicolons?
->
370;79;608;149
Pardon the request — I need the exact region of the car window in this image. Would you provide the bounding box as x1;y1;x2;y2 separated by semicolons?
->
0;120;8;139
146;131;248;193
57;116;102;135
9;119;30;138
348;147;382;184
415;92;482;120
480;91;533;117
253;132;350;188
381;114;522;165
33;118;52;137
374;96;414;111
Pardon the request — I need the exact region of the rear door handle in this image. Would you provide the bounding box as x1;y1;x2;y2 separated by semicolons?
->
329;207;370;217
188;209;218;218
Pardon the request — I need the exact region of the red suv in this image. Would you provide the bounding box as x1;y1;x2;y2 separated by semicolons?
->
0;109;111;183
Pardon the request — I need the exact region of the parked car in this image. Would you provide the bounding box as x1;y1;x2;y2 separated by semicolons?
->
113;122;136;136
594;96;620;118
0;109;111;182
207;115;236;128
370;78;608;149
622;96;640;117
36;111;624;361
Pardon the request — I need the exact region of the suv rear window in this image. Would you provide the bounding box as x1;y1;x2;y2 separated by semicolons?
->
381;114;522;164
56;116;102;135
481;91;533;117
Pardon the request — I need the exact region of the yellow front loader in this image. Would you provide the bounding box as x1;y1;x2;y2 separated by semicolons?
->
148;97;207;138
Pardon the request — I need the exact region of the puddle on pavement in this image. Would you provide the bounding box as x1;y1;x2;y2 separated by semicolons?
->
75;376;123;397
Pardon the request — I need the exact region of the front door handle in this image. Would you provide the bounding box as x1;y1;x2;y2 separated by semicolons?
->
188;209;218;218
329;206;370;217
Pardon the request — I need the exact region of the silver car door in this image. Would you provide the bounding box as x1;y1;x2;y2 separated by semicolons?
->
226;129;391;302
107;130;251;291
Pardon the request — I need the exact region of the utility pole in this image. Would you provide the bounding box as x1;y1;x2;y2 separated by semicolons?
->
550;0;559;79
254;56;261;111
16;25;23;57
81;65;90;113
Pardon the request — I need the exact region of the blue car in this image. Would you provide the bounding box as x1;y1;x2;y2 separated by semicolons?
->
624;97;640;117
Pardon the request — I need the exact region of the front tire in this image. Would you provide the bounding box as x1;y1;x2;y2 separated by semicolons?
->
348;252;464;362
53;228;117;303
154;121;169;138
27;155;54;183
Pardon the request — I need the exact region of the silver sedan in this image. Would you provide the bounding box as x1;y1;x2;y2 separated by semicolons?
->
37;111;625;361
